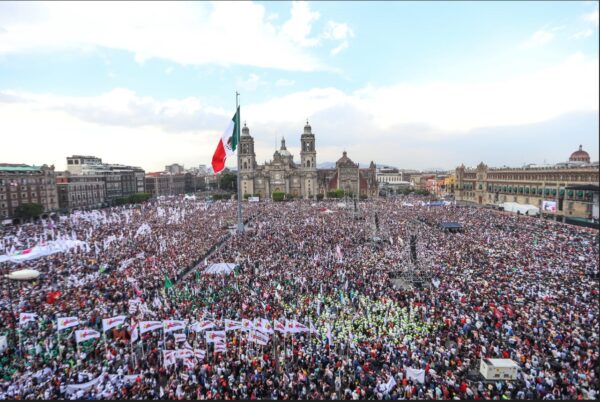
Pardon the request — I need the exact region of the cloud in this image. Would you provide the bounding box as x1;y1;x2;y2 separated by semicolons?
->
1;54;597;170
275;79;295;87
323;21;354;55
583;7;599;25
281;1;321;47
237;73;261;91
518;29;554;49
570;28;594;39
0;1;336;72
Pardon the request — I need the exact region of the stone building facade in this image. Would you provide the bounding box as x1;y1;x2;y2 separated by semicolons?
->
238;121;378;199
0;164;59;220
455;145;599;220
56;172;106;211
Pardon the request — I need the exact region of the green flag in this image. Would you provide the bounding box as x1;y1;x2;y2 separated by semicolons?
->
164;275;173;289
195;271;200;283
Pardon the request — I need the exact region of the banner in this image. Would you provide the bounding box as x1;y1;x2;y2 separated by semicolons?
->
75;329;101;343
163;320;186;333
19;312;38;325
224;319;242;331
102;315;127;332
139;321;162;334
404;367;425;384
205;330;226;343
0;239;88;263
57;317;80;331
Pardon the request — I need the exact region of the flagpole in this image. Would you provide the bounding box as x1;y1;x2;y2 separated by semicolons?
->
235;91;244;234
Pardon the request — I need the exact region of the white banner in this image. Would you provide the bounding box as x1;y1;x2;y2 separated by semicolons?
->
102;315;127;332
75;329;101;343
57;317;80;331
224;319;242;331
139;321;162;334
205;330;226;343
404;367;425;384
163;320;186;333
19;312;38;325
0;239;88;263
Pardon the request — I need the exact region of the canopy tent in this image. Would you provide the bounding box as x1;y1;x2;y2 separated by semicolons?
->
204;263;238;275
500;202;539;216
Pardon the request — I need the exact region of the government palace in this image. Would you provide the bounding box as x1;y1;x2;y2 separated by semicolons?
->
238;121;378;200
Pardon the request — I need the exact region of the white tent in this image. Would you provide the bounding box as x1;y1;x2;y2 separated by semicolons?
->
204;263;238;275
500;202;539;216
5;269;40;280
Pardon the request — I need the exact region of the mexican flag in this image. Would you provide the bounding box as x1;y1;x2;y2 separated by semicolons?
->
211;107;240;174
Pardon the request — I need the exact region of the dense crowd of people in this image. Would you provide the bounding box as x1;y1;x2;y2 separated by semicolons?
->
0;195;598;400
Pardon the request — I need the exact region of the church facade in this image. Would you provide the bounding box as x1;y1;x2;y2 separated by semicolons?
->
238;121;378;200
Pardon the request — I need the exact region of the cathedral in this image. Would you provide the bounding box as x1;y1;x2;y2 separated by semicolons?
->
238;121;378;200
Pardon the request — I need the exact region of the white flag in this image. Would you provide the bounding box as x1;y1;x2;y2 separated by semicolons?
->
163;320;186;334
385;375;397;392
163;350;176;368
193;349;206;360
139;321;162;334
57;316;80;331
174;333;187;343
205;330;226;343
130;323;139;343
258;318;274;334
175;349;193;359
191;319;215;332
404;367;425;384
224;319;242;331
241;319;254;331
75;329;101;343
19;312;38;325
102;315;127;332
274;319;287;333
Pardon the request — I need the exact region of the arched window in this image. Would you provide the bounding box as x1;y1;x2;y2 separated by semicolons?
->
306;160;311;168
243;161;248;170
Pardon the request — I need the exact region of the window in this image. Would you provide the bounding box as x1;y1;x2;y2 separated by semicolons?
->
568;202;573;210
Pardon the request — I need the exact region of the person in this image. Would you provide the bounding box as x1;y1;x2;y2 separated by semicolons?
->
0;194;597;400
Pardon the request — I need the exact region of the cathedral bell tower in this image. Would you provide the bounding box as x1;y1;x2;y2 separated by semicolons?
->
300;120;317;170
239;122;256;196
300;120;317;199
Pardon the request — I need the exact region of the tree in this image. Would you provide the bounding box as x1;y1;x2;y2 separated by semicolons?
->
272;191;285;202
316;194;324;201
14;203;44;221
218;171;237;191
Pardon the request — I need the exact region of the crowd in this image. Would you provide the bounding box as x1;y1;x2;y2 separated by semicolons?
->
0;195;598;400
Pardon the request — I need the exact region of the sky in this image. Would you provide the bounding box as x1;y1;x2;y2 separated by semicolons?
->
0;1;598;172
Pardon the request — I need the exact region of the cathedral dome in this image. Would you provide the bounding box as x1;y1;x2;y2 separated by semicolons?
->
241;122;250;136
278;137;292;157
569;145;590;163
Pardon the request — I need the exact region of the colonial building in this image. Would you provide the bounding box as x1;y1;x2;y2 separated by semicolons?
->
145;173;186;197
238;121;378;199
455;145;599;220
317;152;378;198
56;171;106;212
66;155;145;202
0;164;59;220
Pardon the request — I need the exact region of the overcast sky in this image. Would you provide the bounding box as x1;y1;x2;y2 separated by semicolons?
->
0;1;598;172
